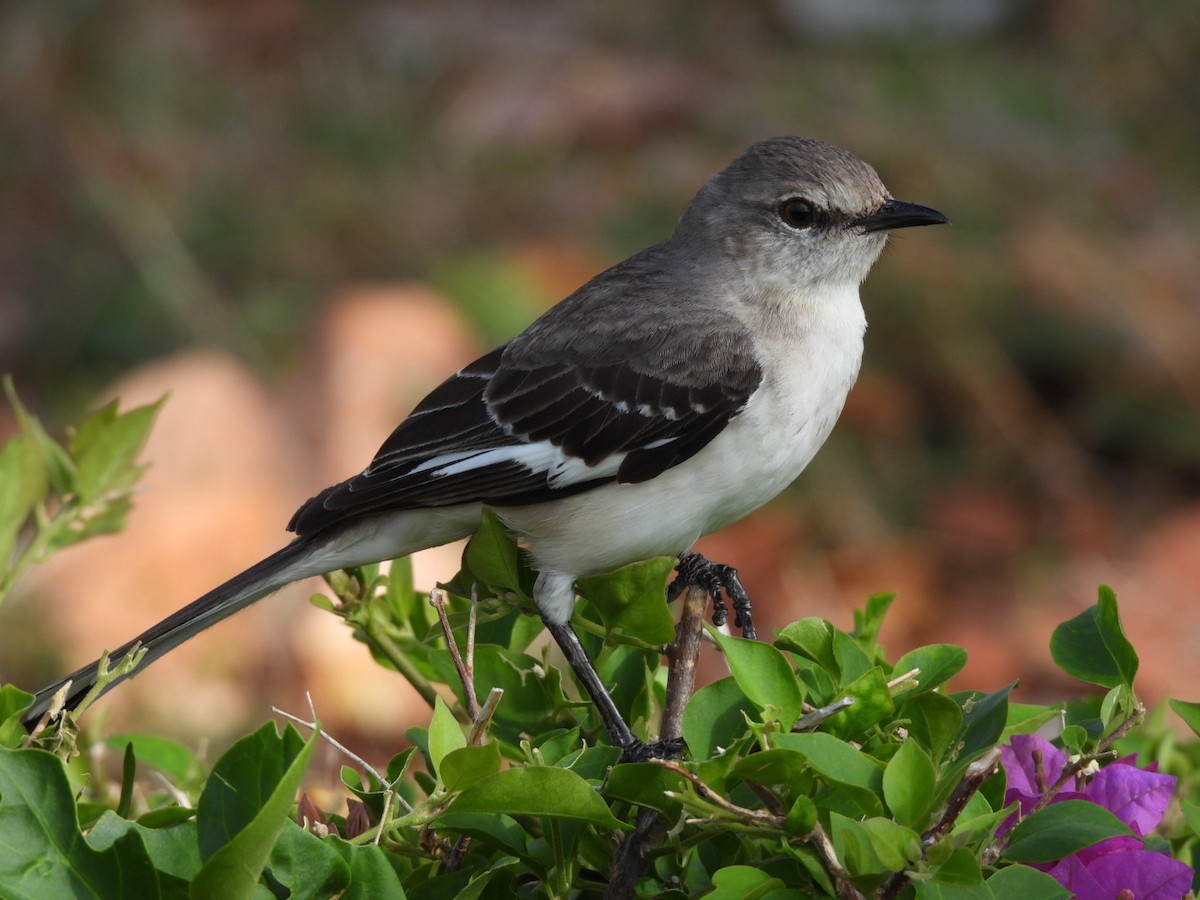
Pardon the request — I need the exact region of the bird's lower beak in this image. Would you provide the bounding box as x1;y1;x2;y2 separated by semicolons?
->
855;199;949;233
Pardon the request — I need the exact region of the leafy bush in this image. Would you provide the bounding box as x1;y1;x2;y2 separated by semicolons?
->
2;390;1199;899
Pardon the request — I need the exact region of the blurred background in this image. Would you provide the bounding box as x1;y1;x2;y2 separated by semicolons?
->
1;0;1198;752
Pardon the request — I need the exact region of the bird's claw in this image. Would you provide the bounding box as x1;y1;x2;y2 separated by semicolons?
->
619;736;687;763
669;552;757;640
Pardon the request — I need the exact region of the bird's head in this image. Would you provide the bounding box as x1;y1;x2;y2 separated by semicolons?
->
678;136;948;292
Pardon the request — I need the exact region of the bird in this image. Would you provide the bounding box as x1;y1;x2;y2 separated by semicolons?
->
21;137;947;756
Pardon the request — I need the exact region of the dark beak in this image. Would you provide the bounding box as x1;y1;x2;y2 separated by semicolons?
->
854;199;949;233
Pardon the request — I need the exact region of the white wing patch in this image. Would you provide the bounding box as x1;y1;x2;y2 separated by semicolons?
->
398;433;682;491
424;441;625;488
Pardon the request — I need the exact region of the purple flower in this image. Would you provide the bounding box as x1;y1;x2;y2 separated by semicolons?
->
1000;734;1193;899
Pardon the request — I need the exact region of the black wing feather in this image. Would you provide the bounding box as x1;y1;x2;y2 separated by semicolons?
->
288;247;764;538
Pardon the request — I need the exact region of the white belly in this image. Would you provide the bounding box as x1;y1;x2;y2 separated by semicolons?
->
501;313;865;576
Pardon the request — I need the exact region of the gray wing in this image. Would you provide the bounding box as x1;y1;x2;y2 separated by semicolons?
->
288;249;763;537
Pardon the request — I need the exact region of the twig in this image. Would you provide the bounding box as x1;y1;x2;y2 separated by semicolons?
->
887;668;921;692
467;687;504;747
20;682;68;748
807;822;866;900
430;588;480;719
656;760;784;827
878;748;1001;900
273;693;415;825
443;590;499;873
793;697;856;732
656;753;866;900
606;582;709;899
925;748;1002;846
660;583;709;741
153;770;194;809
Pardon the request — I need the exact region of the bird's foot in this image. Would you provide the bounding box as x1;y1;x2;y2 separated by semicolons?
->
668;552;757;640
619;736;687;763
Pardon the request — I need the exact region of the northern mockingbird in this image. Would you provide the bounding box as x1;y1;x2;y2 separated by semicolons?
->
22;137;946;756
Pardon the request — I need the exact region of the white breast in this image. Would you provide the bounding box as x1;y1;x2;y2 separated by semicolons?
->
502;281;867;578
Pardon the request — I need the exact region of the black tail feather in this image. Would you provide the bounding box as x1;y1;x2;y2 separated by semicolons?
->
21;538;319;730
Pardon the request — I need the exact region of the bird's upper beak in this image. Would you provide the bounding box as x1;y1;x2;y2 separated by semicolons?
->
854;199;949;233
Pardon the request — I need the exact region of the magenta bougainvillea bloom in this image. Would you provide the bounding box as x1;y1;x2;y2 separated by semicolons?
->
1000;734;1193;900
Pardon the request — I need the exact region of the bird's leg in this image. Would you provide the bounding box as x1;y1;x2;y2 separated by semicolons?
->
670;552;757;640
543;619;683;762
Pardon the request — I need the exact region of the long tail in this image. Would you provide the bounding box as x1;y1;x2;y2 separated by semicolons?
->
21;537;323;730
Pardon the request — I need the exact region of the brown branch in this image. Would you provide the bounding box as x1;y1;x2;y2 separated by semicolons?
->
808;822;867;900
430;587;479;720
654;760;784;827
606;583;709;899
441;594;499;873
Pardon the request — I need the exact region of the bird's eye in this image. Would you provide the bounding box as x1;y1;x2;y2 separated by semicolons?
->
778;198;817;229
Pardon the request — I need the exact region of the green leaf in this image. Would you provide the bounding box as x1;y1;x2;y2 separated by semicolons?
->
106;733;203;784
954;682;1015;767
986;864;1071;900
1002;704;1062;739
597;644;658;736
823;666;895;738
913;882;995;900
1049;586;1138;689
852;592;895;649
705;865;787;899
951;803;1018;844
682;677;756;760
447;859;523;900
0;746;183;899
1002;800;1134;863
708;626;803;727
448;766;626;829
901;692;964;762
382;554;420;621
439;742;503;793
192;722;319;898
0;434;44;568
71;396;163;503
329;841;408;900
884;739;937;827
577;557;676;647
463;509;527;598
265;821;351;900
1099;683;1136;730
828;812;890;876
433;813;531;863
602;762;688;818
428;696;466;776
775;618;838;674
785;795;817;835
732;748;811;797
832;628;874;685
1058;724;1088;754
892;644;968;698
859;817;921;871
1180;798;1200;837
792;656;838;706
772;732;885;815
5;376;75;494
931;844;984;885
87;810;201;882
1169;698;1200;739
0;685;35;749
